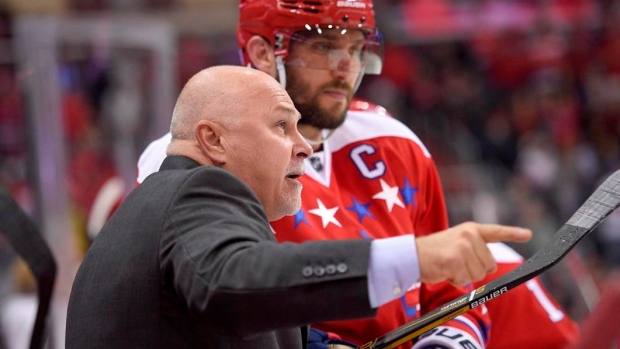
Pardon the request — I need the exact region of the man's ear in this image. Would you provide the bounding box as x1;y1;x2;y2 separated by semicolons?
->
246;35;278;78
195;120;226;165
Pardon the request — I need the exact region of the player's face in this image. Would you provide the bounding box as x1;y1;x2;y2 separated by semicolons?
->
225;81;312;221
285;29;366;130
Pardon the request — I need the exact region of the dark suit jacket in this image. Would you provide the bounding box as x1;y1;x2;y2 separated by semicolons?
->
66;155;375;349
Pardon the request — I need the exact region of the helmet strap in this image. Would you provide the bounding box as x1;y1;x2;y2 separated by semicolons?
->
352;66;366;93
276;56;287;89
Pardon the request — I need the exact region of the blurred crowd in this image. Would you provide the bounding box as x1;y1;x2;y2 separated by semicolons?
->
0;0;619;345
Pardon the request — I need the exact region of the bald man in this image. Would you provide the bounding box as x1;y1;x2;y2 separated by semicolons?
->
65;66;433;348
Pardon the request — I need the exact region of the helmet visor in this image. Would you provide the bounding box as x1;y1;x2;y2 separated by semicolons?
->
284;27;383;75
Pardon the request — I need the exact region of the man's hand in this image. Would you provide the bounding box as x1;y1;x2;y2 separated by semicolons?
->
416;222;532;286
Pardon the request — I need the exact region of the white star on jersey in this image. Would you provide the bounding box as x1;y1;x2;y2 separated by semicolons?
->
372;179;405;212
308;199;342;228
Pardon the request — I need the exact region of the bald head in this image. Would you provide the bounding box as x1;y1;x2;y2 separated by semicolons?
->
170;65;274;141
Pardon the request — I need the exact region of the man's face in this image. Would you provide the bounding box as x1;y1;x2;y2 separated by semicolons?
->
223;81;312;221
285;29;366;130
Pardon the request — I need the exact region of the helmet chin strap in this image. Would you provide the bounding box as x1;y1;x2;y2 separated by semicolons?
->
275;57;365;147
352;66;366;93
276;56;287;89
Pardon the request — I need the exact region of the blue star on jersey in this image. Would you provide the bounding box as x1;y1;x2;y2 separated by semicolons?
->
293;209;310;228
399;178;419;207
359;230;372;239
346;198;375;223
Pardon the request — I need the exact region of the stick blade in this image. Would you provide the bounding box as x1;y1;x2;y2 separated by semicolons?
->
566;169;620;230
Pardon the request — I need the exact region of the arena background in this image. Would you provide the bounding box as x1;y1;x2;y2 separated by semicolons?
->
0;0;618;347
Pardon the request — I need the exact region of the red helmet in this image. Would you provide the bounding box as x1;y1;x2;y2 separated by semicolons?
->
237;0;383;75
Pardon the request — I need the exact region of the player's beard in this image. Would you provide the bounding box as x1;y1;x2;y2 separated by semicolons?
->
287;71;353;130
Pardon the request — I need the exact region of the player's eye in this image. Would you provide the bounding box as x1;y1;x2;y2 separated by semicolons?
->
310;41;332;54
350;45;363;59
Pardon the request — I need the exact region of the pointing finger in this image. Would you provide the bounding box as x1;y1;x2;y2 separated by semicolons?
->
477;224;532;243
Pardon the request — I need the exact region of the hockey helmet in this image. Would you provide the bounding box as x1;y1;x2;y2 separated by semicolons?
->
237;0;383;78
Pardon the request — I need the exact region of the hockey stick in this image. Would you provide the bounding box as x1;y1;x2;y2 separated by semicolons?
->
0;186;57;349
358;169;620;349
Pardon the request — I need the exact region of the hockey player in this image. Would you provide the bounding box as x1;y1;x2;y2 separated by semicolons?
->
134;0;577;348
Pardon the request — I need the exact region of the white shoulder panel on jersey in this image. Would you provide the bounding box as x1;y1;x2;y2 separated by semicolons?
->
137;132;172;183
487;242;525;263
329;110;431;158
